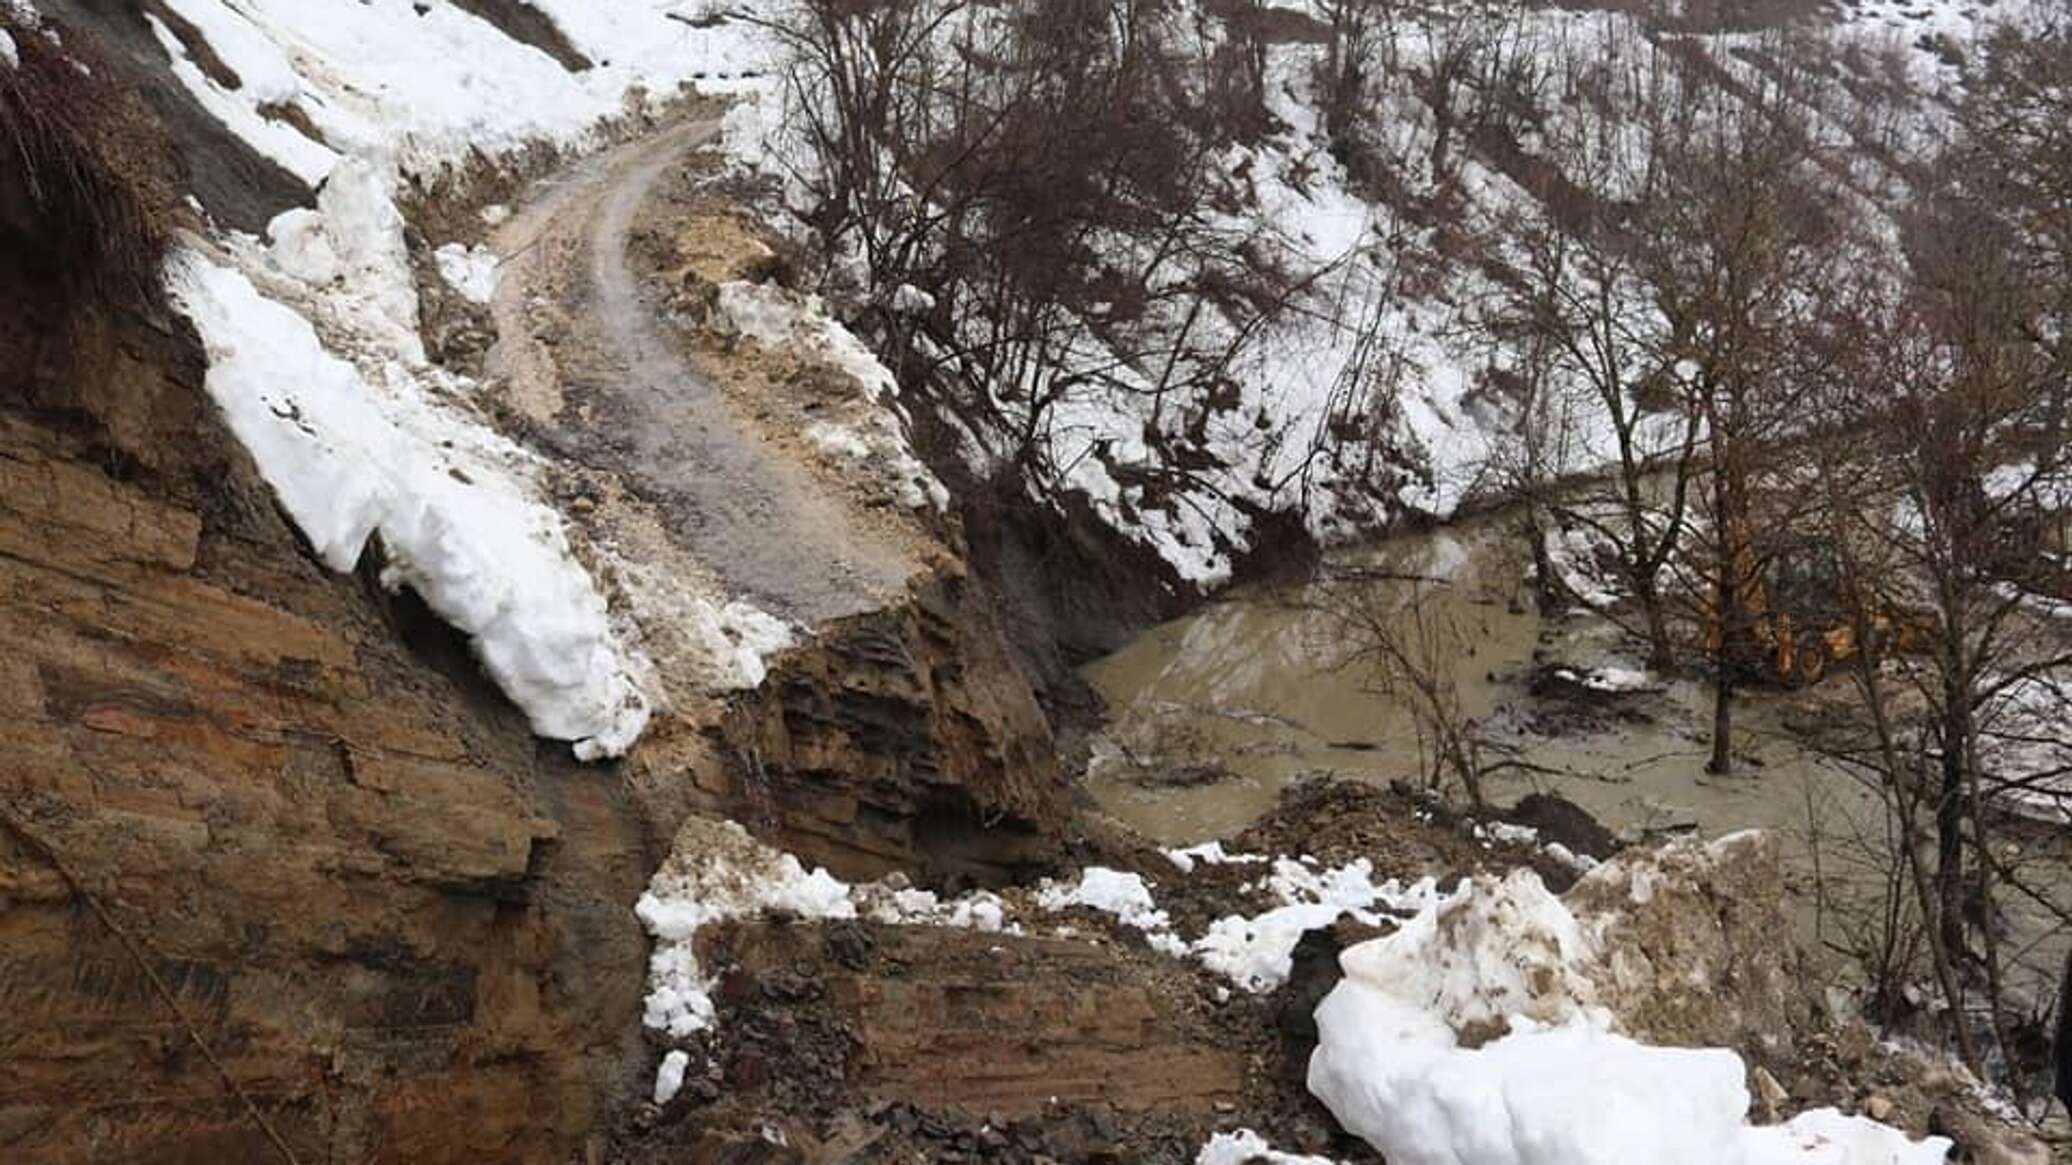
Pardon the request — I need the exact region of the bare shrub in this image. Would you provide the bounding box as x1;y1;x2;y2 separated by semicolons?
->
0;11;183;302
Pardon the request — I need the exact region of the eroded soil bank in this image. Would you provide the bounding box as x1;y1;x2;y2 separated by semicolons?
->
0;77;1080;1165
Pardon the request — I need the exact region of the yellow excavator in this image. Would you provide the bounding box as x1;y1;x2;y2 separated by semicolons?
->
1701;518;1930;689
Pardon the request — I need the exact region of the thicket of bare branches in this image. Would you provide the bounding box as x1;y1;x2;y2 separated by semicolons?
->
755;0;1306;495
1797;10;2072;1091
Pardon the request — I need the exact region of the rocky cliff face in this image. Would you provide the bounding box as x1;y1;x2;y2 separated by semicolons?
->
0;250;660;1159
715;575;1068;886
0;179;1069;1165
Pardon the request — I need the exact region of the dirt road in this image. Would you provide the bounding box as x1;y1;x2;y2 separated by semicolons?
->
487;116;918;628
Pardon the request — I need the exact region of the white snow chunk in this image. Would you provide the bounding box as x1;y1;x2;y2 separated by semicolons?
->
434;242;500;305
1543;842;1599;874
0;28;17;70
167;251;650;760
264;158;425;361
1038;866;1205;958
1196;1128;1337;1165
1486;821;1540;846
652;1049;690;1106
1039;867;1173;934
1164;841;1269;873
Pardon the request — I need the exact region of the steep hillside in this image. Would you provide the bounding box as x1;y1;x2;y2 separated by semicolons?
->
718;0;2037;587
0;3;1071;1159
0;1;2059;1162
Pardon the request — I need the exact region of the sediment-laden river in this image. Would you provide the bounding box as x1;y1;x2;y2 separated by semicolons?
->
1083;515;2072;1018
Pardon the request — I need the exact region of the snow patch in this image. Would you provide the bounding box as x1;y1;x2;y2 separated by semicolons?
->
1196;1129;1338;1165
636;819;857;1041
1163;840;1268;873
167;252;651;759
434;242;499;305
716;281;949;511
1194;860;1440;993
1039;867;1175;935
854;881;1020;935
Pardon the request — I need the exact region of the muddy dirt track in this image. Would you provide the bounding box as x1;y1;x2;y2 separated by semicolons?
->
487;116;918;627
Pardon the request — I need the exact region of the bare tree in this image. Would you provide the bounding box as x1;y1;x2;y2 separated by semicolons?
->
1485;23;1699;661
1636;44;1845;775
761;0;1302;498
1321;565;1487;806
1800;18;2072;1070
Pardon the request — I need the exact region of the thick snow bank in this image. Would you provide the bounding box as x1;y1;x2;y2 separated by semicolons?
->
1312;999;1754;1165
168;252;651;759
1307;863;1953;1165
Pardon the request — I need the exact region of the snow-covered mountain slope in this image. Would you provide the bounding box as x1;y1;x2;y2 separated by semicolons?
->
719;0;2039;586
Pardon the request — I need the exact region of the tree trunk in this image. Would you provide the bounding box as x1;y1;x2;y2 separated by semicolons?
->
1641;582;1673;671
1708;656;1733;775
1936;676;1970;976
2054;950;2072;1116
1524;509;1559;613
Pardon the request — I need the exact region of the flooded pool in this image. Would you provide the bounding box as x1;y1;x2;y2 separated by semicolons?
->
1081;514;2071;1013
1083;516;1884;852
1082;519;1537;841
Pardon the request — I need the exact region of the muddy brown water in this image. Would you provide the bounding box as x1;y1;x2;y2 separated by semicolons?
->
1083;516;2072;1017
